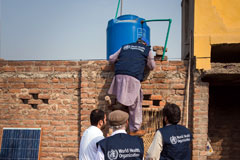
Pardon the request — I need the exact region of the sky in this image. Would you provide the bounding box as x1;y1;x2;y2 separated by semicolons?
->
0;0;182;61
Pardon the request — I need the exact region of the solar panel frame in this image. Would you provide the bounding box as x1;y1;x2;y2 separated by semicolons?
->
0;127;42;160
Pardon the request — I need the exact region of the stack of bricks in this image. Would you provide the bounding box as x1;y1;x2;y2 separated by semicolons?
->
142;94;165;133
142;94;165;110
142;94;164;133
19;90;50;109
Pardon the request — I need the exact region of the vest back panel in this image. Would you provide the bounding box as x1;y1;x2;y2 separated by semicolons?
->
159;125;192;160
98;133;144;160
115;42;150;82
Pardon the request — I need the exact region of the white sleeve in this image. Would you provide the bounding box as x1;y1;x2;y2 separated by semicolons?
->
95;145;105;160
147;51;156;70
109;48;121;64
145;130;163;160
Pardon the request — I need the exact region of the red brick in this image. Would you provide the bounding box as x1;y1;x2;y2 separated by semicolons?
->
47;142;62;147
39;66;53;72
81;109;91;115
81;99;95;104
142;89;153;95
68;67;81;71
149;79;164;83
69;125;78;130
19;94;31;99
153;73;165;78
51;78;59;83
0;83;8;88
8;61;34;66
2;66;16;72
55;147;69;152
49;61;65;66
8;89;21;93
142;100;153;106
66;136;78;141
81;88;96;93
61;143;76;148
29;89;40;94
141;84;154;89
28;99;42;104
16;67;25;71
63;61;78;66
150;95;162;100
38;94;50;99
160;61;169;65
169;61;184;66
35;61;49;66
81;93;88;98
38;83;51;89
155;84;169;89
9;83;24;88
171;84;185;89
66;84;79;89
7;77;21;82
52;84;65;89
35;120;50;125
35;78;47;82
41;125;55;132
54;67;67;72
162;66;177;71
160;101;166;106
25;83;38;88
176;90;185;95
25;66;38;72
22;79;34;83
88;82;96;88
101;65;113;71
80;82;88;87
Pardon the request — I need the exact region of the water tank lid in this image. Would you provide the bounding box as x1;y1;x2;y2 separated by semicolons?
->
108;14;146;28
117;14;139;20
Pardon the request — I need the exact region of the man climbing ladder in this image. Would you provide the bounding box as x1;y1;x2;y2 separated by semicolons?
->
107;37;155;136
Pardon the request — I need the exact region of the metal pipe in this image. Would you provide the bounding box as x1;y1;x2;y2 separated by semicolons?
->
141;19;172;61
115;0;121;19
185;30;193;128
120;0;123;16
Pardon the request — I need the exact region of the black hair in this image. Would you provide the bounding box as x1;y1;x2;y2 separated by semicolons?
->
163;103;181;125
90;109;105;126
136;38;145;45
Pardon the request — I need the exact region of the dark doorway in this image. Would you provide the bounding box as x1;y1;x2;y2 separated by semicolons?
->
208;85;240;160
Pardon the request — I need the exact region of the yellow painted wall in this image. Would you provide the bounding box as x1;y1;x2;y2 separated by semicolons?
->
194;0;240;69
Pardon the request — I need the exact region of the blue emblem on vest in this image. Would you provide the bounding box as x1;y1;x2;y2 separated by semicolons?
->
115;42;150;81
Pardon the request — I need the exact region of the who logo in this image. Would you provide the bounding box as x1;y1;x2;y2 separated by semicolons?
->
107;149;118;160
123;45;131;50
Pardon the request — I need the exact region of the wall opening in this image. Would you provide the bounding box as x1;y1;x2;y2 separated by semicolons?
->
208;85;240;160
211;43;240;63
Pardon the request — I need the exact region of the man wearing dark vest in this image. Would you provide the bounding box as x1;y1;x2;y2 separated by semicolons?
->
107;38;155;136
96;110;144;160
146;103;193;160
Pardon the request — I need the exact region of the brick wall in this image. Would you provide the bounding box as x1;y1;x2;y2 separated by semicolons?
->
192;71;209;160
0;59;209;159
0;60;84;159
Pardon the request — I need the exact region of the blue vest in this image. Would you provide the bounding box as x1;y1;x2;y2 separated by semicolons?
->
97;133;144;160
115;42;150;82
159;125;192;160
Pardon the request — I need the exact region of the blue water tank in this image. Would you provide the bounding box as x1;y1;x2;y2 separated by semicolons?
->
106;14;150;59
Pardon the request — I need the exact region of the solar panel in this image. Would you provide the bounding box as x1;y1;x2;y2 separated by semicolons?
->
0;128;41;160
